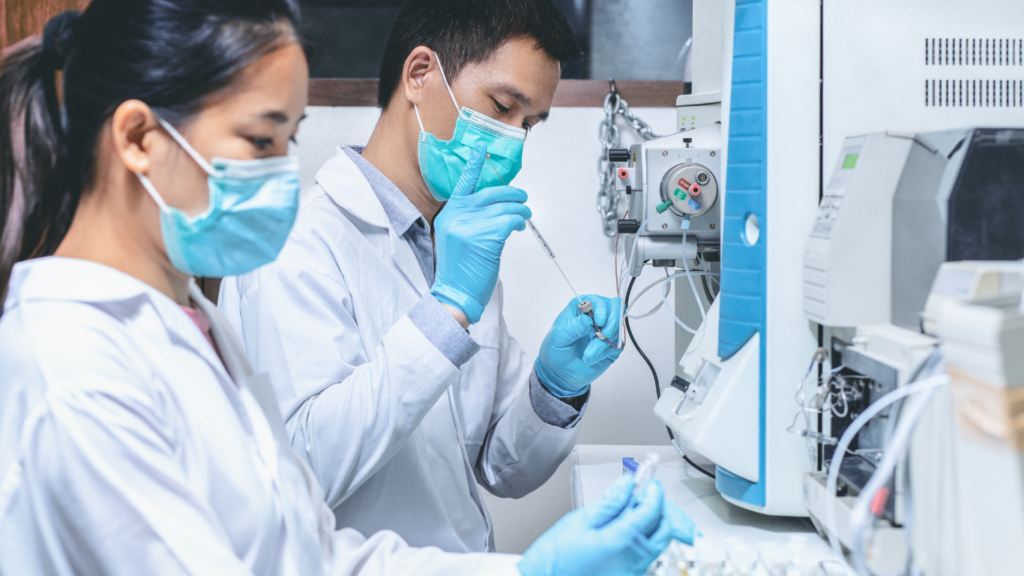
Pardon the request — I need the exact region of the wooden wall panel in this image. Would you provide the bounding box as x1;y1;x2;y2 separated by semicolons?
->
310;78;685;108
1;0;90;50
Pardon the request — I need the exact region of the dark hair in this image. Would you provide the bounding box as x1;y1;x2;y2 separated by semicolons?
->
0;0;300;299
377;0;582;109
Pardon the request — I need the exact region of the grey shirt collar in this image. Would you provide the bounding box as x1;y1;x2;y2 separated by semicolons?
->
342;145;428;237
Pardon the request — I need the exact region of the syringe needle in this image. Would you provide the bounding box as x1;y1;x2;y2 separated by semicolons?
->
526;219;584;307
486;154;585;308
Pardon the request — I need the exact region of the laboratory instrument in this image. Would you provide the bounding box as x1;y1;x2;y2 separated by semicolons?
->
638;0;1024;522
796;127;1024;573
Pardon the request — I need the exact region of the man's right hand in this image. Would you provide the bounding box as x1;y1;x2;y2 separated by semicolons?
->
430;143;531;324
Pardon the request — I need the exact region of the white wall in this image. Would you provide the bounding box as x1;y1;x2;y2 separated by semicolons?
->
291;104;680;552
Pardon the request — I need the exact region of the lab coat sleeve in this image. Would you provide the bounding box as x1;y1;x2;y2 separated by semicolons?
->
470;301;583;499
12;382;254;576
327;528;521;576
238;260;463;510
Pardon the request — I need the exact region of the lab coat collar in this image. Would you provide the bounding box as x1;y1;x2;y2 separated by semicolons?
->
314;146;432;296
5;257;229;380
314;145;390;230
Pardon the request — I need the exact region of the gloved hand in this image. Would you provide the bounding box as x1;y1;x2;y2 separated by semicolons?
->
535;294;623;398
431;143;532;324
517;474;698;576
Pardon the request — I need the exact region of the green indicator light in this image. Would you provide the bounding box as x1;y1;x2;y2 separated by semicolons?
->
843;154;859;169
674;188;688;201
691;116;696;120
656;201;673;214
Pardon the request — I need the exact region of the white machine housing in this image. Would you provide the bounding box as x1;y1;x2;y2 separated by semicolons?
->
656;0;1024;519
619;125;722;277
654;0;822;516
803;130;965;329
911;262;1024;575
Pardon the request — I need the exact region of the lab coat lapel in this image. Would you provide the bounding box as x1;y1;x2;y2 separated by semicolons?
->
388;228;430;296
189;283;292;449
317;146;430;297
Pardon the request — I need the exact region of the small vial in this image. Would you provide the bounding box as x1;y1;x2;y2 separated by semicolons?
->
633;452;660;497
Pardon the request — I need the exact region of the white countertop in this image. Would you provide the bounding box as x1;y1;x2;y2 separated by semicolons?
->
569;444;848;570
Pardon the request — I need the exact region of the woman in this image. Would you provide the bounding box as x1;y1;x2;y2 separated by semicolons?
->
0;1;694;574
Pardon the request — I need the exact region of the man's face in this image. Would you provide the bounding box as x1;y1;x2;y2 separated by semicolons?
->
420;36;560;142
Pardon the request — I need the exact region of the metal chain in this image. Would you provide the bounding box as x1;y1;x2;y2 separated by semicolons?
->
596;80;663;237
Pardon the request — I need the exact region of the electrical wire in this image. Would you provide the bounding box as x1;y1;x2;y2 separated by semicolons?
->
623;270;718;320
624;276;715;480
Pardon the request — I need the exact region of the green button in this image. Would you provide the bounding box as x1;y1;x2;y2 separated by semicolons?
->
656;201;673;214
673;188;688;201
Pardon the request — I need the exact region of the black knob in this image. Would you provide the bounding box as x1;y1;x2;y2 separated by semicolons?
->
683;137;692;148
617;219;640;234
608;148;630;162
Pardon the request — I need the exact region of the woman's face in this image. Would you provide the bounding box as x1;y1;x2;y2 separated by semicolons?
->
142;42;309;219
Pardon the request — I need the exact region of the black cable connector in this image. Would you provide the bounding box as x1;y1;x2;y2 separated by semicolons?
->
624;276;715;480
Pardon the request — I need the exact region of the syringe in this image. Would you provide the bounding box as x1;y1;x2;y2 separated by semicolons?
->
525;218;583;307
487;155;620;347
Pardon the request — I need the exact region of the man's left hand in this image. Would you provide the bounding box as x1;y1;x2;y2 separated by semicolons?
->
535;295;623;398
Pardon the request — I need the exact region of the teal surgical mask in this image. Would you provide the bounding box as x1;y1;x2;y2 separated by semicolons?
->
136;117;300;277
416;52;527;201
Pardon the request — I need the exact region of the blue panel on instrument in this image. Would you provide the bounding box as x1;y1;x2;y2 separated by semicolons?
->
715;465;765;506
717;0;767;509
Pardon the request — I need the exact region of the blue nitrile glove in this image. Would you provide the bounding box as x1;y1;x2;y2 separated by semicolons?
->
431;143;532;324
662;500;700;546
535;294;623;398
518;475;697;576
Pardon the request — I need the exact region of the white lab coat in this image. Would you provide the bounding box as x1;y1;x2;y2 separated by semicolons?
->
0;257;519;576
219;147;581;552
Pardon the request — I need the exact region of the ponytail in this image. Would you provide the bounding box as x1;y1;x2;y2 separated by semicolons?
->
0;11;79;303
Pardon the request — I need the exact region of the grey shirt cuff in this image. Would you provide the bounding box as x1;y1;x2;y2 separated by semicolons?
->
529;367;588;429
407;294;480;367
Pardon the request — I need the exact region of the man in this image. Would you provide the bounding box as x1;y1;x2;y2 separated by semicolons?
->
219;0;624;553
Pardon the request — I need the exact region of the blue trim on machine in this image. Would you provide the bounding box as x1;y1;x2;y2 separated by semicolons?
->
717;0;768;509
715;465;765;506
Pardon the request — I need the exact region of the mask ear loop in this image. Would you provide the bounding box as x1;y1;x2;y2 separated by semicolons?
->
135;171;171;212
414;52;462;139
155;117;217;176
431;51;461;114
414;103;427;137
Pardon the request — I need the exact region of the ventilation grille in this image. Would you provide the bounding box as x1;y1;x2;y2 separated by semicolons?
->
926;38;1023;66
925;79;1024;107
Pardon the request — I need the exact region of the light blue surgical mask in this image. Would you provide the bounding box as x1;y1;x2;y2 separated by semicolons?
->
416;52;527;201
135;117;300;277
